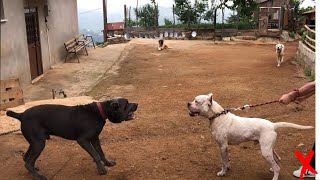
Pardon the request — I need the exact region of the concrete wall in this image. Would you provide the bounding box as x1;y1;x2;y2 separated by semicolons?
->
1;0;31;87
46;0;78;66
0;0;78;87
297;41;315;72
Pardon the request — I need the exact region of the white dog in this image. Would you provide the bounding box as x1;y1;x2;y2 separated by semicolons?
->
275;43;285;67
187;93;313;180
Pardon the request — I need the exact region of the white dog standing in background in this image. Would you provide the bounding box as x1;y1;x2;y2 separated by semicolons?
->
187;93;313;180
275;43;285;67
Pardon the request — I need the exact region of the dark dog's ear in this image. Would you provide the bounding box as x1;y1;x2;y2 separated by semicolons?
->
111;102;119;110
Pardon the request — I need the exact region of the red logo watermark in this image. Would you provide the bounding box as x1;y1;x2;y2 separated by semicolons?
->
294;150;318;179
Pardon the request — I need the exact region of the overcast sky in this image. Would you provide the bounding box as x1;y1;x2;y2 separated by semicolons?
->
77;0;315;10
77;0;315;14
78;0;174;13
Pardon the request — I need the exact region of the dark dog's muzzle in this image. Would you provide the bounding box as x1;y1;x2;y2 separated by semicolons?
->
126;103;138;121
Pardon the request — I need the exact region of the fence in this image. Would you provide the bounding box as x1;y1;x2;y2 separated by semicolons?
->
303;25;315;51
297;25;316;78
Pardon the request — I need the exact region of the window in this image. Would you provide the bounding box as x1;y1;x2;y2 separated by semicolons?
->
1;0;7;23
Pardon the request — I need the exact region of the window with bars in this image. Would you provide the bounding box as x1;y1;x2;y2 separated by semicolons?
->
1;0;7;22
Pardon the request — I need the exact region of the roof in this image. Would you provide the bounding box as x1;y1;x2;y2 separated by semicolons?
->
303;9;315;15
107;22;125;30
255;0;268;4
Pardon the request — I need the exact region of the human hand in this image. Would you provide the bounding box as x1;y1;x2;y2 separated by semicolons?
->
279;93;295;104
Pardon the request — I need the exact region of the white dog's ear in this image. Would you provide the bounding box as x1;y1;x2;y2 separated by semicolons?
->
208;93;213;105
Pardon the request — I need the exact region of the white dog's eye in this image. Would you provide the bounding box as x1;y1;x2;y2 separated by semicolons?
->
196;101;204;105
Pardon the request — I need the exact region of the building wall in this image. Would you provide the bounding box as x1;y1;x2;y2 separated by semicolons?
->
46;0;78;66
1;0;31;87
0;0;78;87
254;0;290;29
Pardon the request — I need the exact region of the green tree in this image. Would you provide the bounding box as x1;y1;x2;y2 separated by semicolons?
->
195;0;209;24
289;0;315;32
150;0;158;27
174;0;197;27
231;0;257;17
229;0;257;31
174;0;208;28
226;14;255;29
164;18;174;26
203;0;220;25
134;3;159;28
126;19;138;27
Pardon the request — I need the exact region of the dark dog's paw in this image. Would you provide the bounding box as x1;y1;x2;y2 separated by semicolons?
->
104;159;116;167
35;175;47;180
97;161;107;175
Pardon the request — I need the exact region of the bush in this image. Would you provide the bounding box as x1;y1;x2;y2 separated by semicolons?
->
289;31;295;38
164;18;173;26
304;67;315;81
227;14;256;29
297;27;305;36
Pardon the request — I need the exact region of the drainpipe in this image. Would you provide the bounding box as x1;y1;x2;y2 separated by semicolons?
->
44;0;52;67
45;17;52;67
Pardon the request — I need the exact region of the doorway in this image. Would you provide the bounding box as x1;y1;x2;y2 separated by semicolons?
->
25;8;43;80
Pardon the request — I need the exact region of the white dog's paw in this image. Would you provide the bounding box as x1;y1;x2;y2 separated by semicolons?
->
217;170;226;176
277;64;280;67
269;167;273;172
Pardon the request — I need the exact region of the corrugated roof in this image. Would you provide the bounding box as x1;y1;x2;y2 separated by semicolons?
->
107;22;125;30
302;9;315;15
255;0;269;4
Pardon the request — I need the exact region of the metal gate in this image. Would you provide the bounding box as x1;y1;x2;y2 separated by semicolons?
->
25;8;43;80
259;7;282;37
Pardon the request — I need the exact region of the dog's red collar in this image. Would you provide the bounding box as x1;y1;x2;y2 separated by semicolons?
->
209;109;230;120
96;102;107;120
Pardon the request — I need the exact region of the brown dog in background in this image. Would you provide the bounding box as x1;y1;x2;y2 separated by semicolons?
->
158;39;168;51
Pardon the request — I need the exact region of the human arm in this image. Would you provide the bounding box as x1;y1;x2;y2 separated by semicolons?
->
279;81;315;104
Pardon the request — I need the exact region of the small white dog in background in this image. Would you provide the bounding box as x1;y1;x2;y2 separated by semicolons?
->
187;93;313;180
275;43;285;67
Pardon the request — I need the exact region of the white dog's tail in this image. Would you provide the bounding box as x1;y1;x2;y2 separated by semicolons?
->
274;122;313;130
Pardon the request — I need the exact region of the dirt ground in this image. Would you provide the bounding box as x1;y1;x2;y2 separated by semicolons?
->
0;39;315;180
22;43;131;102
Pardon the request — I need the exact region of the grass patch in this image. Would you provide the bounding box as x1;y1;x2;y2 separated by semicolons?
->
292;56;315;81
304;66;315;81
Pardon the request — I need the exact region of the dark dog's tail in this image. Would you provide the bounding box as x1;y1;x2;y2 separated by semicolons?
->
6;111;23;121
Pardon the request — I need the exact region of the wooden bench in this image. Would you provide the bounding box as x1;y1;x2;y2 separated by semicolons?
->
75;34;95;49
0;78;24;110
64;38;88;63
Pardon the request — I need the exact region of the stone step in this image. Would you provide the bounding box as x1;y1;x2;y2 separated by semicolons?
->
234;36;257;40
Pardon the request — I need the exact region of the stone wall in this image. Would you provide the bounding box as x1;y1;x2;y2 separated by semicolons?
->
126;27;258;38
